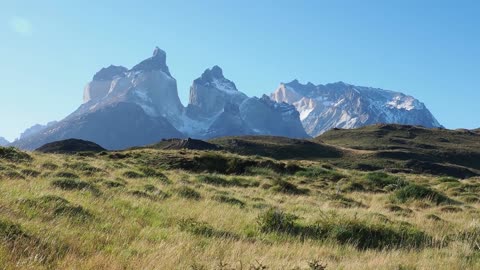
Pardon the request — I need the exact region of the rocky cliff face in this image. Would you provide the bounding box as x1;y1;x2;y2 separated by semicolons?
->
186;66;247;119
271;80;442;137
181;66;308;139
79;47;184;122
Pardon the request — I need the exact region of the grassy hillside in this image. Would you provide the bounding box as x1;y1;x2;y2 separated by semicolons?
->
318;124;480;178
1;146;480;269
210;136;343;160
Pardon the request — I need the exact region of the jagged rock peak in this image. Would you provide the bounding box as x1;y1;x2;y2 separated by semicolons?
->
201;65;224;80
92;65;127;81
283;79;316;88
152;46;165;58
194;65;238;91
130;46;171;75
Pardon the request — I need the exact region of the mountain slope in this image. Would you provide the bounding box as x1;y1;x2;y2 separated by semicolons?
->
13;102;185;150
271;80;441;136
0;137;9;146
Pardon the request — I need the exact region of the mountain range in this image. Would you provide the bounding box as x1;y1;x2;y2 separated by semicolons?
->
11;47;441;150
271;80;441;137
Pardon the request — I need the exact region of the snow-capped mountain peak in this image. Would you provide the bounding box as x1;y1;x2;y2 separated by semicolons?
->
271;80;441;136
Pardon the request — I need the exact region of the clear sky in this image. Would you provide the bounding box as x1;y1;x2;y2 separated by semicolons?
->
1;0;479;141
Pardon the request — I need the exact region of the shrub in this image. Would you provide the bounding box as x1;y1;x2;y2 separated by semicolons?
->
0;218;26;241
363;172;406;190
103;180;125;188
64;162;101;174
384;204;413;215
122;170;145;178
176;186;201;200
18;195;92;221
54;171;79;179
197;175;230;186
212;194;245;207
178;218;237;239
257;209;298;234
328;194;365;208
270;179;308;195
51;179;100;195
197;174;257;188
438;176;459;183
138;167;166;179
256;209;431;250
440;206;462;212
2;170;24;179
41;162;58;170
21;168;41;177
392;184;455;205
0;147;31;162
425;214;442;221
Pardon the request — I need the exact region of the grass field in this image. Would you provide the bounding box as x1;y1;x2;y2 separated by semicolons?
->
1;145;479;269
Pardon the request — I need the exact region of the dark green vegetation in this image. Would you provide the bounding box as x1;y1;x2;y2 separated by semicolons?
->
35;138;106;154
318;124;480;178
210;136;342;159
257;209;431;250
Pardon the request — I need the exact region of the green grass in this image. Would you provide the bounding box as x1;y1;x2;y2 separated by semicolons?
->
0;145;479;269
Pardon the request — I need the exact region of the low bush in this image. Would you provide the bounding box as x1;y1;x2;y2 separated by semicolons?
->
178;218;238;239
0;218;27;241
0;147;31;162
41;162;58;170
176;186;201;200
21;168;41;177
122;170;145;178
392;184;455;205
18;195;92;221
64;162;102;174
2;170;24;179
103;180;125;188
270;179;308;195
51;179;100;195
212;194;245;207
196;174;256;188
363;172;407;190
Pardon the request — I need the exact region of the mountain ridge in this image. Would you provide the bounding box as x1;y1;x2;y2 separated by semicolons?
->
271;80;441;137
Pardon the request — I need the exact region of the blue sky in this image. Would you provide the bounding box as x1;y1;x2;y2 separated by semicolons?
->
1;0;479;141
